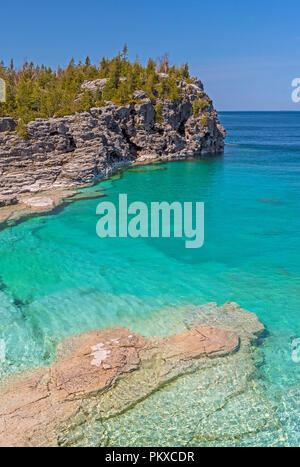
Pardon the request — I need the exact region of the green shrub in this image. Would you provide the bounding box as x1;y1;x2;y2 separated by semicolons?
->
201;112;209;127
16;120;29;139
193;98;209;118
154;102;163;123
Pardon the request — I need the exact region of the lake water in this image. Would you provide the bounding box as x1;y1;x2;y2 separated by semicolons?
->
0;111;299;446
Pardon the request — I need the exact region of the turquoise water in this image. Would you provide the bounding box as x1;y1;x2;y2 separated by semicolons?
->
0;111;299;445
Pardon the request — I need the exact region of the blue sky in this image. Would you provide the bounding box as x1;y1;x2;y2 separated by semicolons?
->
1;0;300;110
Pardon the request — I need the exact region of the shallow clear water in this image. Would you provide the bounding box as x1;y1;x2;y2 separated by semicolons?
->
0;111;299;445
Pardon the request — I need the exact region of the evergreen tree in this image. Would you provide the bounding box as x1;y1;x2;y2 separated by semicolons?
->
128;61;142;92
99;57;110;78
146;58;156;75
115;81;131;105
0;50;196;132
102;55;121;101
180;63;189;79
121;44;128;61
16;78;39;122
80;90;96;111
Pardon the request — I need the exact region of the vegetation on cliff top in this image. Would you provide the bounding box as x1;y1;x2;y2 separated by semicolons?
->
0;46;201;132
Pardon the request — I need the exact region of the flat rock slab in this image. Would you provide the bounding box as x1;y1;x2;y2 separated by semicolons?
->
0;321;239;446
0;188;101;228
164;327;239;359
23;196;56;209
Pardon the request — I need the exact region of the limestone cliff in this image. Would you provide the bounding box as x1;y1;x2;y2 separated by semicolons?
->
0;78;225;205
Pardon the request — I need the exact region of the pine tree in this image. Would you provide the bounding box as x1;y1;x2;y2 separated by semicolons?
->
144;73;157;102
99;57;110;78
146;58;156;75
16;78;39;122
0;50;194;126
80;90;95;111
115;81;130;105
128;62;142;92
102;55;121;101
121;44;128;61
180;63;189;79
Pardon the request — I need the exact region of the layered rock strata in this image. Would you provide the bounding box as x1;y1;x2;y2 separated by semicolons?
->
0;78;225;207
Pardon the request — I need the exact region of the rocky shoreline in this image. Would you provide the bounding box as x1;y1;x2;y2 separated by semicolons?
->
0;78;225;213
0;302;276;447
0;187;108;230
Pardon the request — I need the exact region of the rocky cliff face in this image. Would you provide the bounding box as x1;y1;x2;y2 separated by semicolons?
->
0;79;225;205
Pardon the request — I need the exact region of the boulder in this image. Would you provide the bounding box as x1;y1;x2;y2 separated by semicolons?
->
81;78;108;94
0;117;16;132
23;196;56;209
133;89;146;100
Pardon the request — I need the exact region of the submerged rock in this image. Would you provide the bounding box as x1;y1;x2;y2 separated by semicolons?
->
23;196;56;209
0;188;105;228
0;302;269;447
